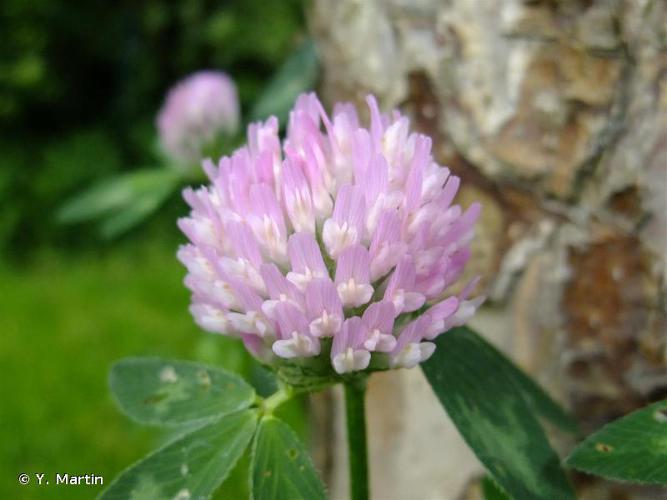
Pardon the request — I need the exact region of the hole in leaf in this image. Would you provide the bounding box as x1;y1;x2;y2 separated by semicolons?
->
287;448;299;460
595;442;614;453
653;408;667;423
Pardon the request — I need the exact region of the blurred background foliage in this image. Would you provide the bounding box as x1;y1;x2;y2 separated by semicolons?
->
0;0;307;254
0;1;311;498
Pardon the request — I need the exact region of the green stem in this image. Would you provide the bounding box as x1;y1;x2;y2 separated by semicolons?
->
344;378;369;500
260;384;293;415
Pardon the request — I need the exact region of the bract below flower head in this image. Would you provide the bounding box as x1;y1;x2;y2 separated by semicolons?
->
158;71;240;167
178;92;483;378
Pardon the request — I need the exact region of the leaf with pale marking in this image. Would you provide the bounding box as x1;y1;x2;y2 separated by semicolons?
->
99;410;257;500
442;327;577;433
566;399;667;485
250;416;327;500
422;327;575;499
110;357;256;427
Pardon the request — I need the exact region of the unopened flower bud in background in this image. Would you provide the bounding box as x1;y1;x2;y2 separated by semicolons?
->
178;92;483;376
157;71;240;168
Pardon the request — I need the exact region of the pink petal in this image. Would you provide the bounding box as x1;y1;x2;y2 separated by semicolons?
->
369;210;404;280
224;220;263;268
335;244;371;284
287;232;328;275
271;301;310;341
366;95;385;145
362;300;396;334
304;278;343;319
282;154;315;233
392;314;432;355
259;264;301;302
403;135;430;212
332;184;366;231
358;153;389;207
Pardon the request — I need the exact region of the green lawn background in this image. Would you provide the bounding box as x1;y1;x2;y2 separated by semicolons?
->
0;239;306;499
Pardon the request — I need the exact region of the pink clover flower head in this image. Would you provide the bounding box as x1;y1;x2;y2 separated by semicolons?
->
178;92;483;375
158;71;240;166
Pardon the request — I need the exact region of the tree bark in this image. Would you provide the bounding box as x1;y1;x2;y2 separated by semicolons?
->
310;0;667;498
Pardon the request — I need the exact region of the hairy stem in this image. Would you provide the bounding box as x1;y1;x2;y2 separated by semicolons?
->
344;378;369;500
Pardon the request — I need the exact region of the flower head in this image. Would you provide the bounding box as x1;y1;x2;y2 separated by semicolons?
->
178;93;482;375
158;71;240;167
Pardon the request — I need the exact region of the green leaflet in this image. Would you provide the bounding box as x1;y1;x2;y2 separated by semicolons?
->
422;327;575;499
566;398;667;485
447;327;577;433
248;38;319;124
109;357;256;427
481;476;510;500
99;410;257;500
250;416;327;500
57;168;180;238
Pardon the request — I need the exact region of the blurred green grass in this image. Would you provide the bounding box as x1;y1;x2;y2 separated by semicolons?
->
1;2;312;497
0;240;306;499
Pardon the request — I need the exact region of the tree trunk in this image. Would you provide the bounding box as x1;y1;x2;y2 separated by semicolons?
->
309;0;667;498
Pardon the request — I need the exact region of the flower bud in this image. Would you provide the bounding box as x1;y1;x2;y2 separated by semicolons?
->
158;71;240;167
